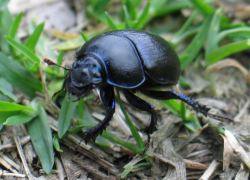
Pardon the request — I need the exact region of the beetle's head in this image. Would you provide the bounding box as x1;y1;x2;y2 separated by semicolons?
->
44;54;103;100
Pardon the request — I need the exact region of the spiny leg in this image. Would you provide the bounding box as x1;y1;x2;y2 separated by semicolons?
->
123;90;157;136
141;90;210;116
82;85;115;144
141;90;233;122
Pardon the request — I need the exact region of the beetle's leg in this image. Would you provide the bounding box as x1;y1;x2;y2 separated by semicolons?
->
82;85;115;144
123;90;157;135
141;90;210;116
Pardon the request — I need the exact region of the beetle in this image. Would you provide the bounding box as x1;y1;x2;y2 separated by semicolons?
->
45;30;231;144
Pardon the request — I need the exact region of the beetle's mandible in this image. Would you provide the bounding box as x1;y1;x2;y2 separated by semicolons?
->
45;30;232;144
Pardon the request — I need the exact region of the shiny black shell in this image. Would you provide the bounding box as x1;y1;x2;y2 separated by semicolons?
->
75;30;181;88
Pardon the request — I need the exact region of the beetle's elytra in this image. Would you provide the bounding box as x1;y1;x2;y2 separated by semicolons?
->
45;30;231;144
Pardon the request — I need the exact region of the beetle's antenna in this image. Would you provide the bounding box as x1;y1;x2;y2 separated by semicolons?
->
44;58;71;70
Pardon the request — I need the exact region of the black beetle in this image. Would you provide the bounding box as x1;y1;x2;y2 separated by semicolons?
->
45;30;231;144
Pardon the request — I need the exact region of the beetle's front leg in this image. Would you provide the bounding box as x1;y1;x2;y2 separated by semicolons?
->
123;90;157;135
82;85;115;144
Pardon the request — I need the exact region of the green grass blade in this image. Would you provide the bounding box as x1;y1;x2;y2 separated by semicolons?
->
58;95;77;138
0;4;12;54
0;77;17;101
4;110;37;125
55;50;64;74
105;12;119;30
27;104;54;174
173;11;198;42
216;27;250;44
8;12;23;38
76;104;110;146
133;1;150;29
116;89;144;148
152;0;191;17
53;135;63;152
80;31;89;42
205;8;221;57
5;36;40;63
121;164;133;178
101;130;150;155
93;0;111;12
123;6;131;29
181;15;212;69
125;0;136;20
189;0;214;16
150;0;167;11
0;101;34;111
0;52;43;98
206;39;250;66
159;99;180;116
25;22;45;52
133;0;143;7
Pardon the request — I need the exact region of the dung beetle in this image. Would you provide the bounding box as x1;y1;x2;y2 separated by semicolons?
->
45;30;232;144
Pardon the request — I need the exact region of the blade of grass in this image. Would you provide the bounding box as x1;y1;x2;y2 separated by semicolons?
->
216;27;250;44
55;50;64;74
101;130;151;156
0;101;34;111
133;1;151;29
123;6;131;29
0;4;12;54
151;0;191;18
205;8;221;57
121;164;133;178
133;0;143;7
125;0;137;21
4;110;37;125
58;95;77;138
86;6;108;26
206;39;250;66
25;22;45;52
159;99;180;116
0;77;17;101
0;52;43;98
172;10;198;43
116;89;144;148
80;31;89;42
181;14;212;69
51;36;85;50
78;104;110;147
8;12;23;38
5;36;40;63
105;12;119;30
27;104;54;174
189;0;214;16
53;135;63;152
159;99;201;132
93;0;111;12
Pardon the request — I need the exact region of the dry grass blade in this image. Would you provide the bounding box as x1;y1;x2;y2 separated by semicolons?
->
13;135;35;180
184;159;207;170
60;146;77;180
223;130;250;169
0;157;19;174
206;58;250;85
0;154;20;171
221;134;234;171
0;170;26;178
200;159;220;180
55;157;64;180
71;156;114;180
0;136;30;151
235;164;250;180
